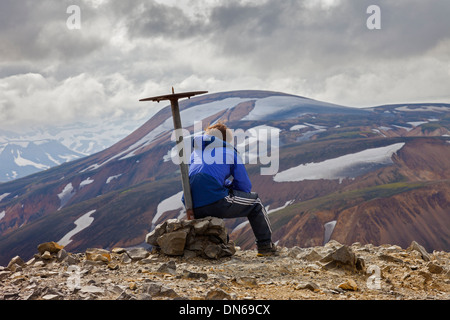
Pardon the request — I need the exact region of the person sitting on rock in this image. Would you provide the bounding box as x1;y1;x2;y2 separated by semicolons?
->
183;122;277;256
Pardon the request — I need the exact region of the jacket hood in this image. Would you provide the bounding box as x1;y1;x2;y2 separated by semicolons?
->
193;134;231;151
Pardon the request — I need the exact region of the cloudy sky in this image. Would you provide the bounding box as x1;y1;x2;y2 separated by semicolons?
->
1;0;449;132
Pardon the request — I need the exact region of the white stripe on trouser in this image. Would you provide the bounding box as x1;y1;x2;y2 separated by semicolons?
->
224;195;273;233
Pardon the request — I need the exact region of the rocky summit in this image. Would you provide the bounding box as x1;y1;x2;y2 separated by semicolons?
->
0;218;449;301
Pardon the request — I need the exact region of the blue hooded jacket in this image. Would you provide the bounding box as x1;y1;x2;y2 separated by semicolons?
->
185;134;252;208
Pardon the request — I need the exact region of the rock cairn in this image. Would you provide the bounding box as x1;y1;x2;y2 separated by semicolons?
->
0;230;449;300
145;217;236;259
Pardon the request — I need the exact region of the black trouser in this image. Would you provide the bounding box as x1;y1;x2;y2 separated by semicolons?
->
194;190;272;246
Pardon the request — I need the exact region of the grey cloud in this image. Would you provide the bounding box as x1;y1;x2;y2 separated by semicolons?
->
207;1;284;57
0;0;106;62
5;0;449;68
341;0;450;58
124;1;206;39
206;0;450;60
1;0;449;131
4;0;450;60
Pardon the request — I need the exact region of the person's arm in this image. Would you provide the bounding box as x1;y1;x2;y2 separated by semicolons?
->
229;151;252;192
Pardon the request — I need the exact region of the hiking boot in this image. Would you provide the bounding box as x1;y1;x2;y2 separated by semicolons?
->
257;242;278;257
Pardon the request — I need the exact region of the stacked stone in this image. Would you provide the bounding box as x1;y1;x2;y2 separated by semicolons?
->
146;217;236;259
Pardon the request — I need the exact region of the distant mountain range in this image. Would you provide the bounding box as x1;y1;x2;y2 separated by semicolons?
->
0;90;449;266
0;139;83;182
0;118;152;182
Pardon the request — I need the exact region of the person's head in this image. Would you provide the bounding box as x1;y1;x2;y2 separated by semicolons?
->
205;122;233;143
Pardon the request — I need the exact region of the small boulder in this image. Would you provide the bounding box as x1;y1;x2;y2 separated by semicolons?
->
56;249;68;262
0;271;11;280
204;244;222;259
206;288;232;300
142;281;179;298
181;270;208;280
145;221;168;246
126;247;149;261
301;249;323;261
321;245;365;272
338;279;358;291
192;219;210;234
408;241;431;261
157;261;177;275
85;248;111;263
37;242;64;255
41;251;53;260
7;256;25;270
165;219;183;233
427;262;444;274
295;282;320;292
157;230;188;256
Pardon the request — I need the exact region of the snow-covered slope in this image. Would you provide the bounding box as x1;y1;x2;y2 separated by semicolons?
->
274;143;405;183
79;91;367;173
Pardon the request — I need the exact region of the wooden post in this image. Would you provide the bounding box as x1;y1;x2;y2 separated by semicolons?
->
140;89;208;220
169;97;194;220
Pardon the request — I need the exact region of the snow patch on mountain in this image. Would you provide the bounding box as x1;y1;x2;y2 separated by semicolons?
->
58;183;76;209
241;96;354;121
119;98;249;161
14;150;50;170
45;153;61;165
106;174;122;184
274;143;405;182
151;191;184;229
408;121;428;127
323;220;337;245
0;193;10;202
57;210;96;247
395;106;450;112
372;129;386;137
267;200;295;213
241;96;308;120
0;210;5;221
290;124;309;131
393;125;413;132
80;177;94;188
